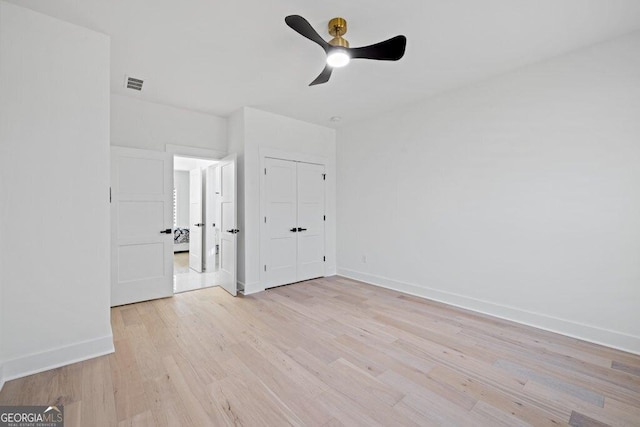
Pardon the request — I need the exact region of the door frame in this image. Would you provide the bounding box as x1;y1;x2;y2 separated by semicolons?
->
259;148;328;288
166;145;228;289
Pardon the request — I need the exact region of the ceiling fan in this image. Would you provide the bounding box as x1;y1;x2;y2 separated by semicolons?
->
285;15;407;86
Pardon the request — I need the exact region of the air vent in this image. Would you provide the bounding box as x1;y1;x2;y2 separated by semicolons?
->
125;76;143;91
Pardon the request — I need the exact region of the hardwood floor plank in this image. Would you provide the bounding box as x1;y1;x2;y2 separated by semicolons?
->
110;339;147;421
522;380;638;427
162;355;231;426
470;400;532;427
611;360;640;377
494;359;605;407
80;356;117;427
568;411;611;427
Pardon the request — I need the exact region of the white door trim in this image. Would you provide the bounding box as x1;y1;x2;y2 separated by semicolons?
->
259;148;328;288
165;144;227;160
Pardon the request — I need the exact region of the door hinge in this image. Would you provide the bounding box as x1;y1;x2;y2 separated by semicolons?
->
264;168;267;175
109;187;111;203
264;216;267;223
264;265;267;271
322;173;326;181
323;256;326;262
323;215;326;221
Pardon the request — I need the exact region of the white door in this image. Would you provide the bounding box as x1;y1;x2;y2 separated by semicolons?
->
296;162;325;282
217;154;237;296
204;164;218;271
111;147;173;306
263;158;325;288
189;168;204;272
264;158;298;287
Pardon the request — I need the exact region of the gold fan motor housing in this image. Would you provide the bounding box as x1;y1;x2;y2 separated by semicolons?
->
328;17;349;48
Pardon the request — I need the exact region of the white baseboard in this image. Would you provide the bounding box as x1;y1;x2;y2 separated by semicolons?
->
1;335;115;384
338;268;640;356
0;362;5;392
241;281;263;295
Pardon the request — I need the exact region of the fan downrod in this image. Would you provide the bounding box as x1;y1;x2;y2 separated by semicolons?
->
328;17;349;48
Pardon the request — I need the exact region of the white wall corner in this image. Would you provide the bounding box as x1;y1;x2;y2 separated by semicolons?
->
1;335;115;383
338;268;640;356
325;265;337;277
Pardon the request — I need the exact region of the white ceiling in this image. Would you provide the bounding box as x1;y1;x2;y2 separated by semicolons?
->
9;0;640;127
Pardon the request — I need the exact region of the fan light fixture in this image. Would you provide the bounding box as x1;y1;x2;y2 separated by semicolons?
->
327;50;350;67
285;15;407;86
326;18;350;68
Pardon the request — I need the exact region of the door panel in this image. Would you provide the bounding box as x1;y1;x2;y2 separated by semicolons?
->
217;154;237;296
118;201;164;237
204;165;218;272
296;162;325;282
117;157;165;195
189;168;203;272
111;147;173;307
118;243;164;282
264;158;298;287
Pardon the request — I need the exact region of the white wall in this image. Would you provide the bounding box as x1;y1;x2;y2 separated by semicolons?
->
174;171;190;229
0;1;113;382
0;222;3;389
337;32;640;354
111;94;227;153
236;107;337;294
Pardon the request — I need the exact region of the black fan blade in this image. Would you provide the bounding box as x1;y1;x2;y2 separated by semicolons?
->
285;15;329;52
349;35;407;61
309;65;333;86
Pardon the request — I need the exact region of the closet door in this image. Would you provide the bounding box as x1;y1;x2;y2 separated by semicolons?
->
264;158;298;287
296;162;325;282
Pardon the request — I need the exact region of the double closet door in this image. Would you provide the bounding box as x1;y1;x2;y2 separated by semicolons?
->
264;158;325;288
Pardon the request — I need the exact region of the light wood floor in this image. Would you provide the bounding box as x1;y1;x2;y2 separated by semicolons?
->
174;251;190;275
1;277;639;426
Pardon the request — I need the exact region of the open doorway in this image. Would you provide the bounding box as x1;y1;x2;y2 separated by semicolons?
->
173;155;219;293
110;146;237;306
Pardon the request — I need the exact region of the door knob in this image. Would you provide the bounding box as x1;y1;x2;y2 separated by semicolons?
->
297;227;307;232
194;223;204;227
226;229;240;234
160;228;172;234
290;228;298;232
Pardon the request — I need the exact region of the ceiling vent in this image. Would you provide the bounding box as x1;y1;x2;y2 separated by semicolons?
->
125;75;144;91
